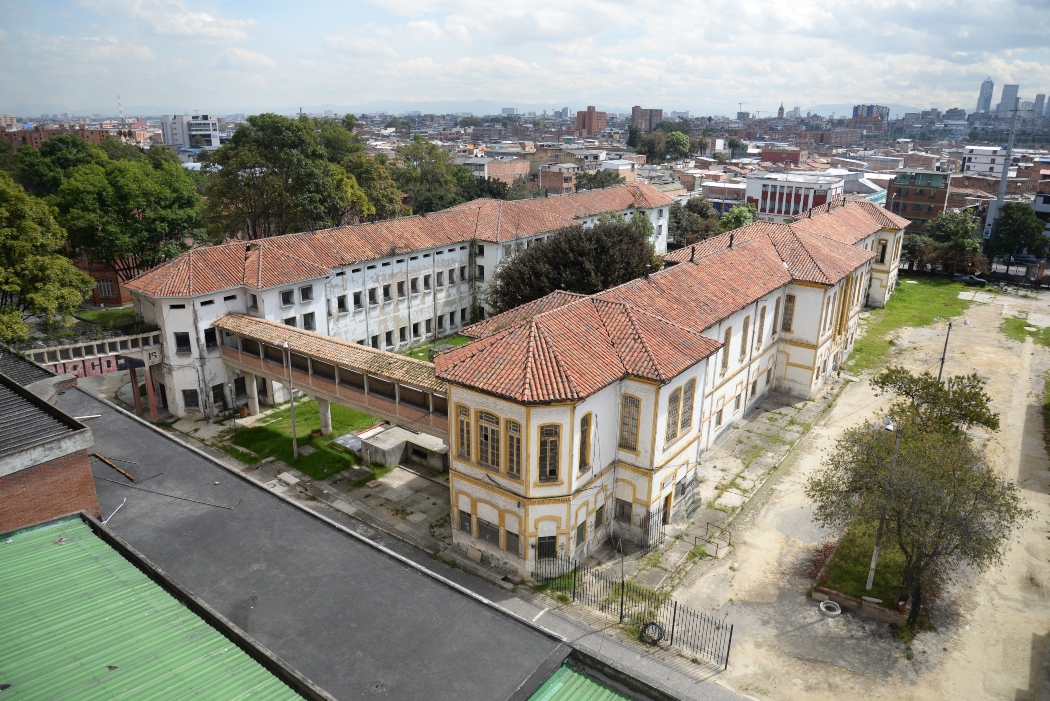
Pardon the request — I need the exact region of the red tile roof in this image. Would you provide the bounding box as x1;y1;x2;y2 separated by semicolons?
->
126;184;673;298
460;291;588;339
435;297;721;403
212;314;445;392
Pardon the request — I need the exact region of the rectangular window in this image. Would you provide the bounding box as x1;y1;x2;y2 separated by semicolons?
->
371;335;379;349
772;298;781;336
383;284;391;301
615;499;632;523
385;330;393;347
476;265;485;280
680;378;695;432
506;421;522;477
203;328;217;349
537;535;557;559
249;294;258;309
734;394;741;411
478;519;499;546
353;291;362;309
751;379;758;397
399;326;407;342
460;308;467;323
739;316;750;359
475;244;485;257
411;278;419;293
300;285;313;302
284;317;296;327
368;288;378;305
423;274;431;290
459;509;472;535
666;388;681;443
96;278;115;298
715;407;724;426
436;271;444;287
579;414;591;471
337;294;348;313
448;268;456;284
505;530;520;556
281;290;294;306
397;281;406;298
576;521;586;546
782;295;795;332
539;425;560;482
412;322;420;338
766;367;773;385
877;240;888;264
458;406;471;460
450;312;457;328
460;265;467;281
478;411;500;469
182;389;199;409
425;318;432;334
755;307;766;351
721;327;732;372
619;395;640;450
595;504;605;528
303;312;315;331
174;332;191;353
437;315;445;330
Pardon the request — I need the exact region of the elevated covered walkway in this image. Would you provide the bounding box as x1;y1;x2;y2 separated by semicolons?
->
212;314;448;440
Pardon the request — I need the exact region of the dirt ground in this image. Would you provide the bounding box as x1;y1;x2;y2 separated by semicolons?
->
675;286;1050;701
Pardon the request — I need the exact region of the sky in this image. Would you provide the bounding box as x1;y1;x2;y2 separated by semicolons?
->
1;0;1048;116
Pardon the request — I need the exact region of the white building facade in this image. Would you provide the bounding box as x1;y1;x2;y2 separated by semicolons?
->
160;114;222;150
745;173;845;223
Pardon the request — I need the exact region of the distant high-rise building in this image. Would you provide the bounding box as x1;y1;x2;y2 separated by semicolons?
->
1033;94;1045;119
976;77;994;114
500;107;518;115
777;103;785;119
735;111;750;121
161;114;221;150
575;106;606;136
631;106;663;132
849;105;889;132
997;85;1019;117
852;104;889;119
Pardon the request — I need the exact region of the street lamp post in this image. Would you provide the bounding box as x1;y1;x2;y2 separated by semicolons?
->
282;340;299;460
866;419;903;591
937;321;954;382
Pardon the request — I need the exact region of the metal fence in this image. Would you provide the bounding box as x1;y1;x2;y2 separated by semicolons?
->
640;506;666;554
533;556;734;669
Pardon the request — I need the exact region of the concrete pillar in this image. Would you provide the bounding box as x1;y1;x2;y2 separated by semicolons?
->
142;363;159;421
246;372;261;415
129;366;143;414
317;397;332;436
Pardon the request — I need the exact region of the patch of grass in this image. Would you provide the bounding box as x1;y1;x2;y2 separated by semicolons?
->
217;444;261;464
1042;373;1050;467
850;276;972;372
75;307;139;329
229;399;377;480
686;544;709;562
820;521;905;605
399;334;472;362
1001;316;1050;347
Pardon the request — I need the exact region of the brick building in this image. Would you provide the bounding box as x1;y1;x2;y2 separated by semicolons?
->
452;156;530;184
631;106;664;133
575;106;606;136
803;130;863;147
0;125;108;152
75;255;135;306
885;169;950;232
538;163;579;194
0;354;98;532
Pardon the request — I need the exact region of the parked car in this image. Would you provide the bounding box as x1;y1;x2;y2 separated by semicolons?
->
1010;254;1039;264
953;274;987;287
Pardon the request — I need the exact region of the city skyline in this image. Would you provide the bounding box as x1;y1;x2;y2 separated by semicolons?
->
1;0;1048;116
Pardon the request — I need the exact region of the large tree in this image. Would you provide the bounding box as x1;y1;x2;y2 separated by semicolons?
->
16;135;106;198
203;113;353;239
718;202;758;232
0;173;94;342
391;135;468;213
921;210;986;274
56;155;206;282
636;131;667;164
665;131;691;160
342;153;409;220
575;169;626;192
485;219;654;313
989;202;1047;261
668;198;720;247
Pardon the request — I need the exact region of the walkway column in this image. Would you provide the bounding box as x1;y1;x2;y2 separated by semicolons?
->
129;366;143;414
142;363;159;421
317;397;332;436
246;372;260;415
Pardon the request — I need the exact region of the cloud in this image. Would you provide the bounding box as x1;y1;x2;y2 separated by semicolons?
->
217;47;277;70
81;0;257;42
325;34;398;58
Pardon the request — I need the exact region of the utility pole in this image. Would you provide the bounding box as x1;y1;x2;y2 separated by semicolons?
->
937;321;954;382
867;421;903;591
989;96;1020;249
283;341;299;460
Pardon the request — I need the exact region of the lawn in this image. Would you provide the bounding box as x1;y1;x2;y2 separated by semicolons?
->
75;307;140;329
399;334;472;361
228;399;380;480
819;521;906;605
1001;314;1050;347
849;276;973;372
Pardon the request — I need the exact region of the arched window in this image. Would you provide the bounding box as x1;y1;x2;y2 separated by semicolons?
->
755;306;766;351
619;396;640;450
579;413;591;471
477;411;500;469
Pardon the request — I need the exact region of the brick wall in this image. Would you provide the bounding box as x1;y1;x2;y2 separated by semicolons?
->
0;450;100;532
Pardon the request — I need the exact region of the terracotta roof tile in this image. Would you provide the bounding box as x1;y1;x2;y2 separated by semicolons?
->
212;314;445;392
460;291;588;339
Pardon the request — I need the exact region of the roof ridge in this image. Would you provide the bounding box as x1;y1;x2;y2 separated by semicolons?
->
587;299;632;379
532;320;577;399
522;321;539;402
609;300;663;381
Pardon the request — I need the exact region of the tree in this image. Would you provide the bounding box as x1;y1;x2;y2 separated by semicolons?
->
989;203;1047;260
203;113;350;239
691;135;709;156
669;197;721;247
506;176;532;200
685;195;717;220
626;124;641;148
727;136;744;152
342;153;409;220
922;210;986;274
391;135;466;214
460;176;510;201
56;155;206;283
485;220;654;313
636;131;667;164
871;366;999;434
665;131;691;160
901;233;936;271
190;135;206;149
806;416;1029;627
0;173;94;342
713;151;730;163
313;116;365;164
576;169;626;192
16;135;106;198
458;117;484;128
0;143;17;178
532;119;549;129
99;135;144;162
719;202;758;232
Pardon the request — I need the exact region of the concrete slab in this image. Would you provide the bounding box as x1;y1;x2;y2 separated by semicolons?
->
714;491;744;509
298;445;317;456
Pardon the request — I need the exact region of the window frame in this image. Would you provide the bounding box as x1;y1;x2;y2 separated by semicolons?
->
680;378;695;432
538;424;561;483
739;316;750;360
578;413;592;472
457;405;471;460
665;387;681;444
302;312;315;331
506;420;522;479
477;410;501;471
280;290;294;307
721;327;732;372
299;285;313;302
619;395;641;451
459;509;472;535
782;294;796;332
755;306;766;351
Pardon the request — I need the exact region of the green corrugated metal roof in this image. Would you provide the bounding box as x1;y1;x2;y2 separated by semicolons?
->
528;664;635;701
0;517;303;700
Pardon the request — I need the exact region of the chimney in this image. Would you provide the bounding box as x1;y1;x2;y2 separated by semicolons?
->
728;233;734;249
644;264;651;280
690;245;696;262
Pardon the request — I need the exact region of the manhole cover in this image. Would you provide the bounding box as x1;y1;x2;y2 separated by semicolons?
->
406;512;427;523
299;445;317;456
